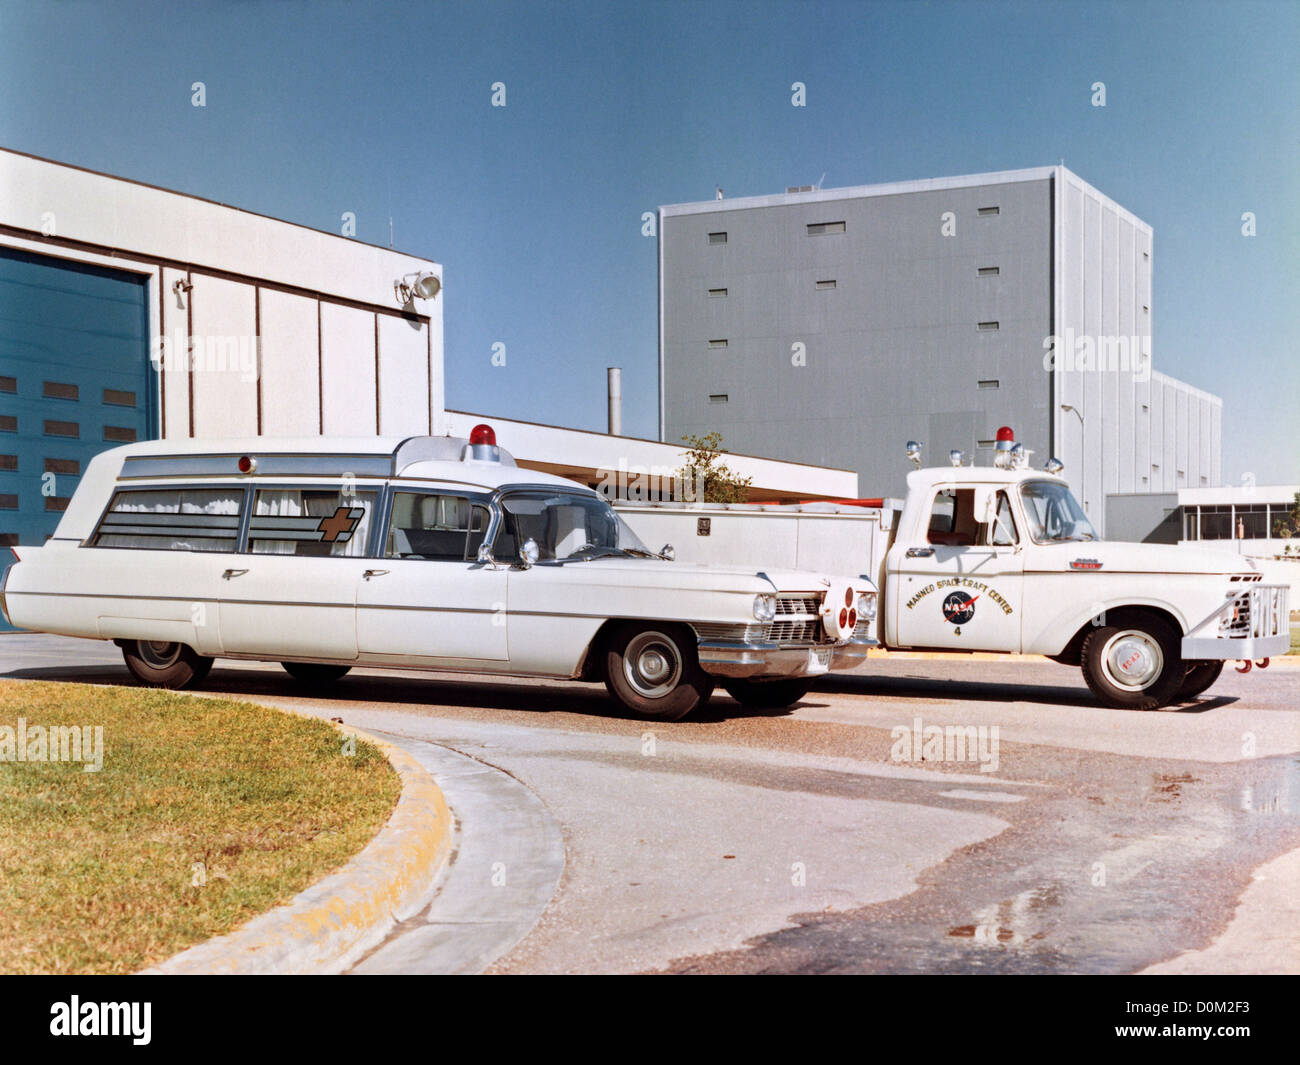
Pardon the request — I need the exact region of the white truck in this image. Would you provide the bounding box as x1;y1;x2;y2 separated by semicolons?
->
617;433;1290;709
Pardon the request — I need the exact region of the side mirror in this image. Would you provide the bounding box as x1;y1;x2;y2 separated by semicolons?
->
518;538;540;569
476;543;497;568
659;543;675;562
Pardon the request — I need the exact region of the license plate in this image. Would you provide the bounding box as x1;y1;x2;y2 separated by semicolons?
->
808;647;831;673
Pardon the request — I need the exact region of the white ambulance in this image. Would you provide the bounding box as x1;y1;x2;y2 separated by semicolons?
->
617;431;1290;709
0;426;875;719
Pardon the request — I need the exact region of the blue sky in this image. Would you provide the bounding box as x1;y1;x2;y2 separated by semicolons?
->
1;0;1296;483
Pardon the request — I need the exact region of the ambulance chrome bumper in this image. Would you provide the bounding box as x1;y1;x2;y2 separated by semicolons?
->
697;637;874;678
1182;583;1290;661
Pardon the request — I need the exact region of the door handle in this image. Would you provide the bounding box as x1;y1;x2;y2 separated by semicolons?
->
363;569;390;580
222;568;249;580
905;547;935;558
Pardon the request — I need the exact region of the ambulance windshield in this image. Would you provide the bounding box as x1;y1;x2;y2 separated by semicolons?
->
1019;481;1098;543
498;492;656;562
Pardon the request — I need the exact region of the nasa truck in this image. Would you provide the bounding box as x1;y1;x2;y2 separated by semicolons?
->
617;430;1290;709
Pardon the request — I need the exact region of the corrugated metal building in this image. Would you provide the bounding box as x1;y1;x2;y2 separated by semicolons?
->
659;166;1222;532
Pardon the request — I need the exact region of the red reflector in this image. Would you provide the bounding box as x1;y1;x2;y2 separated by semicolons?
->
996;426;1015;443
469;423;496;446
237;455;255;473
839;608;848;629
844;587;854;607
848;610;857;629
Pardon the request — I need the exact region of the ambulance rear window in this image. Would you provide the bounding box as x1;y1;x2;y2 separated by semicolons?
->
93;488;243;551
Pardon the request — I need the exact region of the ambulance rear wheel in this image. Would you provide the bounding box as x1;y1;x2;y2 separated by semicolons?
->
1177;660;1225;700
722;678;815;709
281;662;353;685
1080;618;1183;710
122;640;214;689
604;624;713;720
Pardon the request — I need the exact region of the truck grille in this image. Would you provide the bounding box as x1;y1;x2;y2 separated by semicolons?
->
769;592;824;644
1219;586;1288;641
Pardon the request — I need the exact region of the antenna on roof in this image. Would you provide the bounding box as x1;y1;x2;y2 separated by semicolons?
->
389;216;394;249
715;186;724;200
817;172;826;190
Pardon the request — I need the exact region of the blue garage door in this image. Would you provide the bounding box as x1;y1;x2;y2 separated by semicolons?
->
0;246;155;630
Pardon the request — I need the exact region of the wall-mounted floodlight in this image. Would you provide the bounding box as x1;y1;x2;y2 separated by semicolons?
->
172;278;193;295
395;271;442;305
1060;403;1083;427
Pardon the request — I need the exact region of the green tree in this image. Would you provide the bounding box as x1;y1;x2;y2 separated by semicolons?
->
676;432;753;504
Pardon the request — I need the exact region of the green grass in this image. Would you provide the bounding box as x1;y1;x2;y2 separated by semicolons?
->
1290;626;1300;655
0;680;400;974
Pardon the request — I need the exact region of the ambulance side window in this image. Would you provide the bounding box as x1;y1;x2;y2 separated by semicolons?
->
386;492;490;561
928;489;978;546
990;491;1018;546
248;487;378;557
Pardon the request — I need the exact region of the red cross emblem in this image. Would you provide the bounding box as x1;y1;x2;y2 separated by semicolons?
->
317;506;360;543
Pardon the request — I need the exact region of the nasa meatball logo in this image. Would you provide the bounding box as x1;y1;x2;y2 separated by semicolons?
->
942;591;977;628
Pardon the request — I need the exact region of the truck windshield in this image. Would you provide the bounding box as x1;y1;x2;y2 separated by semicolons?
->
497;492;656;562
1019;481;1098;543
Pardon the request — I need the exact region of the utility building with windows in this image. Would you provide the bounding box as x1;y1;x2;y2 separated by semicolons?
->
658;166;1223;533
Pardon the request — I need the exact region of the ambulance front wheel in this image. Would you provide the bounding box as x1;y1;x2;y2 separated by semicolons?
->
122;640;214;689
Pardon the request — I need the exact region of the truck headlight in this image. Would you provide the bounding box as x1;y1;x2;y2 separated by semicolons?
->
857;591;877;623
753;594;776;622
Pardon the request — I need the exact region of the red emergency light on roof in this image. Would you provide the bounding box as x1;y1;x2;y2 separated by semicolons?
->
237;455;257;473
995;426;1015;445
469;424;496;447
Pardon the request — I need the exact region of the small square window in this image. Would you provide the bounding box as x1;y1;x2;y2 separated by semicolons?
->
44;458;79;475
43;419;78;438
0;494;16;510
104;426;137;442
978;206;1000;216
0;416;16;433
977;321;1000;331
806;221;845;235
977;266;1000;276
708;393;729;403
977;379;1000;389
0;455;15;471
0;376;16;393
707;288;728;298
815;279;837;290
708;339;728;349
977;439;995;449
104;388;137;407
708;231;728;245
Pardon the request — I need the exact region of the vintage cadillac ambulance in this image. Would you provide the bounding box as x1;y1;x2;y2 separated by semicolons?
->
0;426;876;719
617;431;1291;710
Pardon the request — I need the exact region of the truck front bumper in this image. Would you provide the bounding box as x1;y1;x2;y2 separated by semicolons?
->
1181;583;1290;661
697;637;875;678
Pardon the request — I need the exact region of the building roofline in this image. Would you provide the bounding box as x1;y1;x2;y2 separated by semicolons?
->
0;144;436;265
660;166;1059;216
1150;369;1224;405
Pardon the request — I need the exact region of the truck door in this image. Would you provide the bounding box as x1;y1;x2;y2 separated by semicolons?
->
889;486;1024;652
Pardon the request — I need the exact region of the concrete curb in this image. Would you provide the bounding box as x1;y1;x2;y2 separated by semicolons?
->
143;722;451;975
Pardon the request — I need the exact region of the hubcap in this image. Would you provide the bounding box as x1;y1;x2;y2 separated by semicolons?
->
623;631;683;698
1102;630;1163;691
138;640;182;669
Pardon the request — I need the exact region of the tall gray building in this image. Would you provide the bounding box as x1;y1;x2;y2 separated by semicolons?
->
658;166;1221;532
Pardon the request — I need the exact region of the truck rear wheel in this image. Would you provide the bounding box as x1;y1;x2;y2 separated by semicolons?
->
1177;660;1225;700
122;640;213;689
1080;618;1183;710
604;624;713;720
722;678;815;709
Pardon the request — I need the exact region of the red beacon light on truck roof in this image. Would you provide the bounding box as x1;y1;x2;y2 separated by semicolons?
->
468;423;496;446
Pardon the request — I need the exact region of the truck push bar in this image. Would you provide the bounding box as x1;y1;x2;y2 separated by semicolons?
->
1181;583;1290;661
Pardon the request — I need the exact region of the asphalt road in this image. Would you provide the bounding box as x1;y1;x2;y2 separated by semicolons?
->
3;633;1298;974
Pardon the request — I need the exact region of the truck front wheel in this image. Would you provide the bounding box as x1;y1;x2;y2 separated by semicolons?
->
1080;619;1184;710
604;624;714;720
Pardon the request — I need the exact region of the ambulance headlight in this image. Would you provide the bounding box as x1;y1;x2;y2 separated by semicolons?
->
753;594;777;622
857;591;876;622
